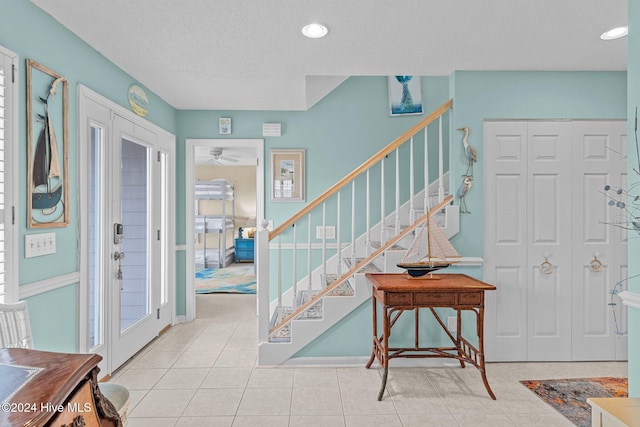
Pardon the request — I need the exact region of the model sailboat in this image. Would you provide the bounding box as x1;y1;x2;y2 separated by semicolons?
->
397;215;461;278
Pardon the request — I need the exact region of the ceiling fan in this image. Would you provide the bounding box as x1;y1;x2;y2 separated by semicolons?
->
206;148;240;165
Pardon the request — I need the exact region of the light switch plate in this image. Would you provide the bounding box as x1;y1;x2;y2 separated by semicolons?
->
25;232;56;258
316;226;335;239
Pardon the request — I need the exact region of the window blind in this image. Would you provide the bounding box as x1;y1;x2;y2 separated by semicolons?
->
0;49;12;303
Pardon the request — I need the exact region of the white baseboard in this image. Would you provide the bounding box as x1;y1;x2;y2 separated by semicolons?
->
257;356;460;369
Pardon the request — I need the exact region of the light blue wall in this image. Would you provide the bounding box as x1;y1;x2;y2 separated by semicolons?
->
1;0;176;351
25;283;78;352
627;0;639;396
174;76;451;315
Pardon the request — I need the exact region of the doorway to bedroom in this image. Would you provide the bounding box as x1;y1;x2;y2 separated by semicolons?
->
185;139;264;322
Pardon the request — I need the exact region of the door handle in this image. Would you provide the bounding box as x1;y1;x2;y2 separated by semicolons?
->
540;254;555;275
589;254;603;273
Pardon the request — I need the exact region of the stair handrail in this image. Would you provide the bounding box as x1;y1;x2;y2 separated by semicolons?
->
268;194;454;338
269;98;453;241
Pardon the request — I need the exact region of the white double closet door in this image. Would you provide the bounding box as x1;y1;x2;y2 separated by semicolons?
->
484;120;627;361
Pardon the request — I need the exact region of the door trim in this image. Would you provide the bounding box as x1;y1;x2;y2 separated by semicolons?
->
77;85;176;360
184;138;264;322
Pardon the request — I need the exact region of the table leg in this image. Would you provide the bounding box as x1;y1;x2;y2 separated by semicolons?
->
375;305;391;400
366;296;378;369
377;365;388;401
457;309;465;368
477;305;496;400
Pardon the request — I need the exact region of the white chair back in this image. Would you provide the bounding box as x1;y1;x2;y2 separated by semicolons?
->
0;301;34;349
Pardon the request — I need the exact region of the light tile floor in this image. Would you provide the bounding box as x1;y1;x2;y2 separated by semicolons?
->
111;293;628;427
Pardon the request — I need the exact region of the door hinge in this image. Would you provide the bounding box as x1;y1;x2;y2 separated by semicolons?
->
12;206;15;225
157;229;161;240
157;151;161;162
256;158;259;166
157;308;160;319
12;64;16;83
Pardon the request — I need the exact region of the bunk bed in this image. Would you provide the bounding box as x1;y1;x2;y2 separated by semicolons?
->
194;179;235;269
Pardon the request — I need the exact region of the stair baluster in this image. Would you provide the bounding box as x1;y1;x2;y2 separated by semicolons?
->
438;116;445;202
395;148;400;236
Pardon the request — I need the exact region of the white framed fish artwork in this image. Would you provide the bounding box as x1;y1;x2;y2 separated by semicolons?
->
26;59;69;228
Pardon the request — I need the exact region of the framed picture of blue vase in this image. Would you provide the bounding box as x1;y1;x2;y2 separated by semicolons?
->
388;76;423;116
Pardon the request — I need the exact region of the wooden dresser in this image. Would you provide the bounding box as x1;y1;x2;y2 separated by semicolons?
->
0;348;122;427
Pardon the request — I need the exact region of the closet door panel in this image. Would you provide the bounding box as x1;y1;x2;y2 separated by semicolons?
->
571;121;627;360
526;122;572;361
484;122;528;361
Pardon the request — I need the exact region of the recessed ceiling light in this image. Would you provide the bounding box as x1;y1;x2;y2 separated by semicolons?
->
302;23;328;39
601;26;628;40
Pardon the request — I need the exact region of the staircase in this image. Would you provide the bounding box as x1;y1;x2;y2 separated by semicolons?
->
256;99;456;366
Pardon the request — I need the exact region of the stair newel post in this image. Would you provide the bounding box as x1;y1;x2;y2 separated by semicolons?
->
424;127;430;212
277;234;282;307
256;221;270;342
321;202;327;281
395;148;400;236
351;180;356;268
292;223;297;299
307;212;313;292
337;191;342;276
380;157;386;245
409;136;415;224
366;170;371;257
438;116;445;203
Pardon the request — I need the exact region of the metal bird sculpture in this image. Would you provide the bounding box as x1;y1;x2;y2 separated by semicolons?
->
458;127;477;176
457;175;473;214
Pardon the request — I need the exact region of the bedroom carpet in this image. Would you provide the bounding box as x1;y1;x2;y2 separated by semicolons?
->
195;264;256;294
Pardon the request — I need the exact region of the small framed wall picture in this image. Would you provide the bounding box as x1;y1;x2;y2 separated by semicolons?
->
388;76;423;116
219;117;231;134
270;149;305;202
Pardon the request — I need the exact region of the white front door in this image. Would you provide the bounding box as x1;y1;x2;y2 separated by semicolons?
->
484;120;627;362
109;115;171;369
79;87;173;374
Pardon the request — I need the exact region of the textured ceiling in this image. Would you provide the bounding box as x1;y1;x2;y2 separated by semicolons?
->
30;0;627;111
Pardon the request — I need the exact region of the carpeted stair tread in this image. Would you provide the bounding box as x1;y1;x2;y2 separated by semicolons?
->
268;306;293;342
369;242;407;251
323;275;355;294
344;258;381;273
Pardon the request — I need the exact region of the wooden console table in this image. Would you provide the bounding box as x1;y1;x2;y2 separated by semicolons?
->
0;348;122;427
365;273;496;401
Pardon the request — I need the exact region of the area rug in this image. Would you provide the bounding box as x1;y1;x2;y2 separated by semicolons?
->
195;265;256;294
520;377;628;426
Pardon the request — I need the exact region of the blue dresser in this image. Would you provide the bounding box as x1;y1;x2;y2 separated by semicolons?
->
235;238;255;262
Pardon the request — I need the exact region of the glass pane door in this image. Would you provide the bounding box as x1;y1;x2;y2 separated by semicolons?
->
119;137;150;330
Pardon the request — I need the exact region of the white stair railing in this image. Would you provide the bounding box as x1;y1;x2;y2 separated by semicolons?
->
257;99;453;342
